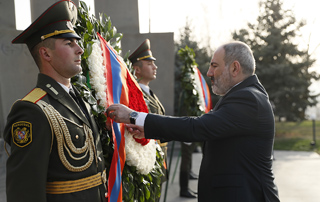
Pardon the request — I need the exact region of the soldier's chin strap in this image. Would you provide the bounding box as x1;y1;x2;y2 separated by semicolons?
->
36;100;98;172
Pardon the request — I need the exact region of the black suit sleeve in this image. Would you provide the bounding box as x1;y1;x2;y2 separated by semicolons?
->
144;89;269;142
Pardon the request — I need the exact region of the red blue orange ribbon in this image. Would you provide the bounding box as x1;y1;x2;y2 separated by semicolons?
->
97;33;149;202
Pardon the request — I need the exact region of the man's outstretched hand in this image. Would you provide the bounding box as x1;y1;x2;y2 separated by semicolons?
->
107;104;146;139
107;104;133;124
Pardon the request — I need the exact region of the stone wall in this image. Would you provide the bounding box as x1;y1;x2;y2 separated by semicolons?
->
0;0;174;137
0;1;174;200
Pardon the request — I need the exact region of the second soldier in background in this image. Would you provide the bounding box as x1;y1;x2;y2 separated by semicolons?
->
129;39;168;201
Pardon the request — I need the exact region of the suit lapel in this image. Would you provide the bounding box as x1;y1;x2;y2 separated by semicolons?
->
213;97;223;111
227;75;257;94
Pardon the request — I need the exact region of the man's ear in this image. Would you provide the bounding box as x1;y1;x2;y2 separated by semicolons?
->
132;66;140;79
134;66;141;74
39;47;51;62
230;61;241;77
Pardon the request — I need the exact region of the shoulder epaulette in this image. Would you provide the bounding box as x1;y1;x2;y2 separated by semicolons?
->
21;88;47;103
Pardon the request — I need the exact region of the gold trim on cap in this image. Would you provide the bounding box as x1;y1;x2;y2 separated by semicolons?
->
137;55;152;61
41;30;75;40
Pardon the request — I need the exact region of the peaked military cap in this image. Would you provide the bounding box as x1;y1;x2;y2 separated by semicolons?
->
129;39;156;64
12;0;80;50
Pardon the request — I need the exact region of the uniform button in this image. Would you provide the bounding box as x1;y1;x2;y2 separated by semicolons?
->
75;135;79;139
46;84;51;88
98;157;102;161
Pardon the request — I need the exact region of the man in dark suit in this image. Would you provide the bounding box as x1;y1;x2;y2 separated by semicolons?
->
3;1;107;202
107;41;280;202
128;39;168;201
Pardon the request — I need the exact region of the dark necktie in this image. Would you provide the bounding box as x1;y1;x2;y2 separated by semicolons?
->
149;89;154;97
69;88;77;101
69;88;90;120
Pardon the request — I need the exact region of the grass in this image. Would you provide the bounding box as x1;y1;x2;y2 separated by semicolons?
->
274;120;320;153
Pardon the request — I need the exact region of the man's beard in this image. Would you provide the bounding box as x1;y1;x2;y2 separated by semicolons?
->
211;69;232;96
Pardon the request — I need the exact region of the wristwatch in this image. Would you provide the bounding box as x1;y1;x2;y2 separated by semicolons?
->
129;111;139;124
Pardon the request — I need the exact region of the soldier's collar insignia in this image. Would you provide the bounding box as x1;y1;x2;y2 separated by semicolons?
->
12;121;32;148
46;84;59;95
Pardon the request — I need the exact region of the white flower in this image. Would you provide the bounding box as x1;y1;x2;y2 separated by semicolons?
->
87;40;107;107
124;130;157;175
88;39;157;175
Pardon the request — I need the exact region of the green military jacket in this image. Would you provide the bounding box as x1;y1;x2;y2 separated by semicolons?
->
4;73;106;202
141;88;168;182
142;89;165;116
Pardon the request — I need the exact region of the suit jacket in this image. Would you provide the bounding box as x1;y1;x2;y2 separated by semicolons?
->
4;74;106;202
144;75;280;202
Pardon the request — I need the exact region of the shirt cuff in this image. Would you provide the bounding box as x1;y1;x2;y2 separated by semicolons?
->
136;112;147;126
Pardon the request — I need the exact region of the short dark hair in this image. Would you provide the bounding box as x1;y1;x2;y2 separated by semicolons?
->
30;38;56;67
223;41;256;75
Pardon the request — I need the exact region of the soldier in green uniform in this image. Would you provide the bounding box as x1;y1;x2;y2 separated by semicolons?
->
4;1;107;202
128;39;168;201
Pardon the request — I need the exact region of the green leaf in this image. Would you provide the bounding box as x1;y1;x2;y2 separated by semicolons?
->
80;1;88;12
138;188;145;202
75;2;165;201
144;185;150;200
86;42;93;57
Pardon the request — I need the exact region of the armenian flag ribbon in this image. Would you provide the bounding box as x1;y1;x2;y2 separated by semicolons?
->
195;67;212;113
97;33;149;202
